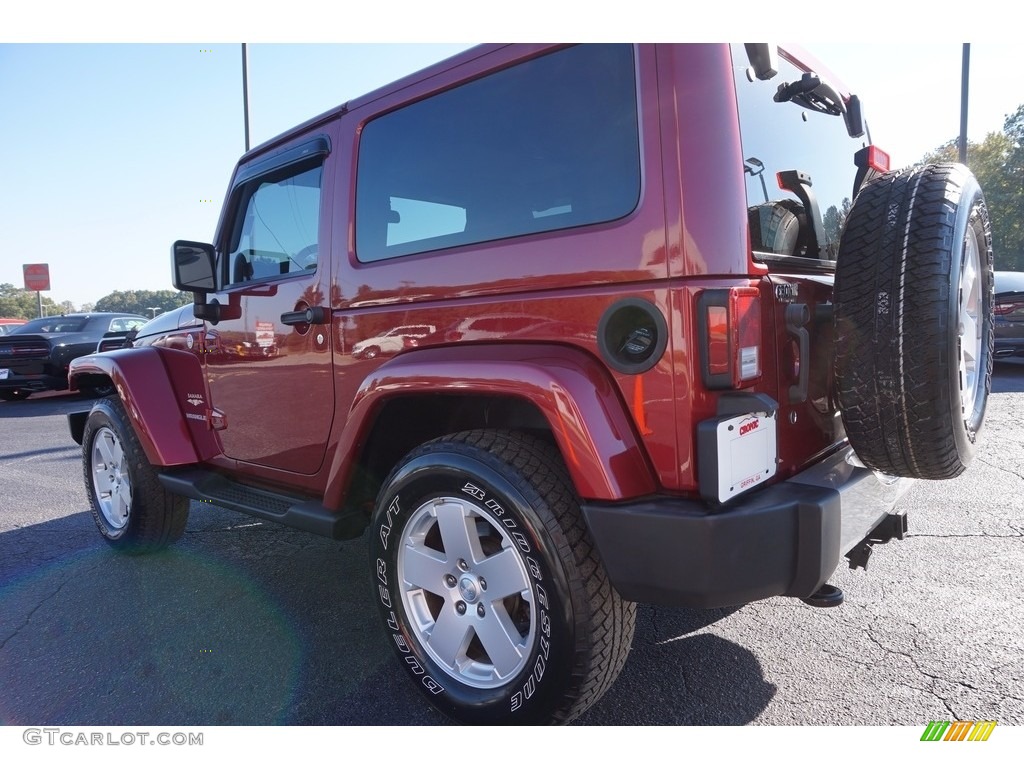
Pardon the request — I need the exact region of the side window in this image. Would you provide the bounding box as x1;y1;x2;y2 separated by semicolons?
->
108;318;146;333
227;163;323;285
356;44;640;262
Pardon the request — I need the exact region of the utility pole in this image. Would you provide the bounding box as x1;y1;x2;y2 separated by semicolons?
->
959;44;970;164
242;44;251;152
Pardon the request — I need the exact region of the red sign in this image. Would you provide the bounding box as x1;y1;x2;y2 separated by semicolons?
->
23;263;50;292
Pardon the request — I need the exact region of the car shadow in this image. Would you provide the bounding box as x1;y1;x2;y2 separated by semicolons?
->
993;359;1024;394
0;508;774;726
0;390;100;419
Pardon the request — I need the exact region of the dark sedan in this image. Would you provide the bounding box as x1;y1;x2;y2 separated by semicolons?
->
0;313;147;400
995;271;1024;360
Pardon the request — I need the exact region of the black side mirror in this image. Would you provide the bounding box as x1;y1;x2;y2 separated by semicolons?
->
172;240;229;323
172;240;217;292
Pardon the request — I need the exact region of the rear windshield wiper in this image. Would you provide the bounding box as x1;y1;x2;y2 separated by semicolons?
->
774;72;842;116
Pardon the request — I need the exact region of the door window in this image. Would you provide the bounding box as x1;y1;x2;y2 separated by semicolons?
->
227;164;323;285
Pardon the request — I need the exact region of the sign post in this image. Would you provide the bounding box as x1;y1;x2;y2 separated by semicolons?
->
22;264;50;318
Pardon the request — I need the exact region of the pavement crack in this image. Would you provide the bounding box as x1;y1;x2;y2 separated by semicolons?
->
649;606;662;644
976;457;1024;484
864;626;960;720
0;576;71;651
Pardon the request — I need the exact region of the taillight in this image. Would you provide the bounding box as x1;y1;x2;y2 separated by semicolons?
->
697;287;763;389
995;301;1022;316
854;145;892;196
865;145;890;172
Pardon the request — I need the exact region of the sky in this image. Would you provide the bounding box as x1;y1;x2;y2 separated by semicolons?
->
1;3;1019;309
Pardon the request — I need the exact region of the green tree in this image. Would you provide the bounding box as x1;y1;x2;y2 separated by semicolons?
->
921;105;1024;270
93;289;192;316
823;197;853;252
0;283;60;319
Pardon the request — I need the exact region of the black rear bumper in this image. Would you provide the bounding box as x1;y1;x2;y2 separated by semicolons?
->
582;447;913;608
0;370;66;395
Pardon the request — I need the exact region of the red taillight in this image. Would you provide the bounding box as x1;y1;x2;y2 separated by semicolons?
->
706;305;729;376
866;145;890;173
698;286;763;389
995;301;1022;316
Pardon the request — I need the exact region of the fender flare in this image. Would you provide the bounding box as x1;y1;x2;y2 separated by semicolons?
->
323;344;657;507
69;347;220;466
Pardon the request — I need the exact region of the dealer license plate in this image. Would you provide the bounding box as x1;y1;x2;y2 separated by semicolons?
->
714;411;777;503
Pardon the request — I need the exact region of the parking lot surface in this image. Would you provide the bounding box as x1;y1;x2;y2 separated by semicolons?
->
1;366;1022;726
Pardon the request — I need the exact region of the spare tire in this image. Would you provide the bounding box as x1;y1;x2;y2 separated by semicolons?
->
834;163;994;479
749;201;801;255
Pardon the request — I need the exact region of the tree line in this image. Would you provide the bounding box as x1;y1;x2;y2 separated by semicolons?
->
0;285;191;321
922;103;1024;270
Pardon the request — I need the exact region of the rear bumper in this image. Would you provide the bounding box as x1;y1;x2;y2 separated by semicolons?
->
994;337;1024;358
582;446;913;608
0;370;66;394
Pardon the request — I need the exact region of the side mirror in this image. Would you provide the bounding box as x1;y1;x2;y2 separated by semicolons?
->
172;240;230;323
172;240;217;292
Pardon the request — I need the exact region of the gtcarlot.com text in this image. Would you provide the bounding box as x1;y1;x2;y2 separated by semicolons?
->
23;729;203;746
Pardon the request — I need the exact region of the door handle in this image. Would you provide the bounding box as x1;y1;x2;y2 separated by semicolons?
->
281;306;330;326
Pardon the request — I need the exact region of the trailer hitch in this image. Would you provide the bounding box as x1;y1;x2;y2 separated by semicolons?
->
847;512;909;571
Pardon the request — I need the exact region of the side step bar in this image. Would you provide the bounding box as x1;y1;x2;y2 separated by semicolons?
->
159;468;367;540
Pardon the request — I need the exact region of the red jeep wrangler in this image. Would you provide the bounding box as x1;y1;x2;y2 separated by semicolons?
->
67;44;994;725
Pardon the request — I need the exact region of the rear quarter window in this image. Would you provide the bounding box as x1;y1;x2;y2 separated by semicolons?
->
356;44;641;262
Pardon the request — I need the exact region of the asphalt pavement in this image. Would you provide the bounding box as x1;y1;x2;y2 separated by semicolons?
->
1;367;1022;726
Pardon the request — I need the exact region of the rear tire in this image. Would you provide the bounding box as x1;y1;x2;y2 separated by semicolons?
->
369;430;634;724
83;396;189;552
834;163;994;479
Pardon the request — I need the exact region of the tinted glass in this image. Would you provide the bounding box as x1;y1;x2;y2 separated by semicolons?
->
356;44;640;262
732;44;868;261
13;316;88;333
228;164;322;284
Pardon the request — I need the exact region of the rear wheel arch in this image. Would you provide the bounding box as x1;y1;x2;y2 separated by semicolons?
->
323;345;658;512
346;394;559;516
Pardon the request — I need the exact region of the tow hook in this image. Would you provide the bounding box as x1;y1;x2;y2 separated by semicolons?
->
847;513;909;571
801;583;844;608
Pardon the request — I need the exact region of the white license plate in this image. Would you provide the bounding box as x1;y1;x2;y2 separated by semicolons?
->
715;411;777;503
0;369;9;380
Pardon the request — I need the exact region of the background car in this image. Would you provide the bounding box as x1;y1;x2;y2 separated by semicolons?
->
0;313;147;400
351;324;436;359
995;271;1024;360
0;318;27;336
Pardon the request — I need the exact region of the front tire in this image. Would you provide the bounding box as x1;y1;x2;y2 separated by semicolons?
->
83;397;189;552
369;430;634;724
